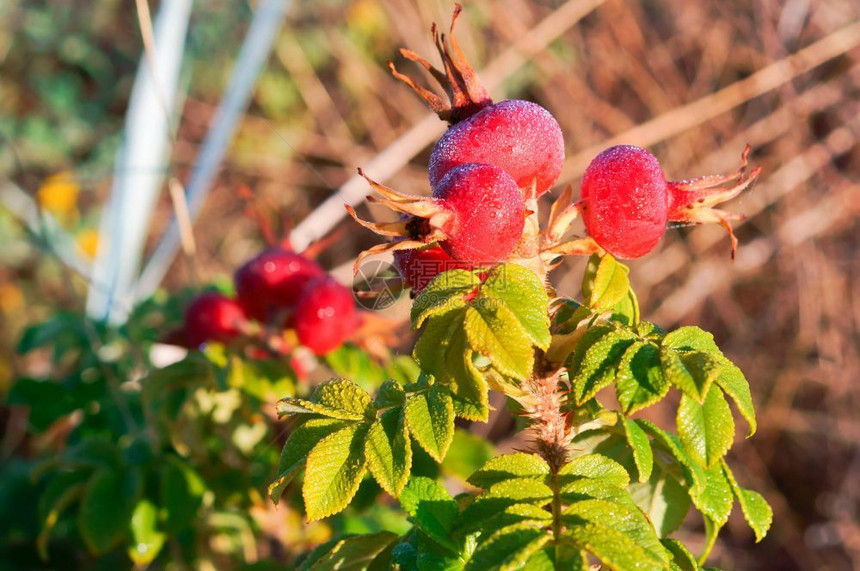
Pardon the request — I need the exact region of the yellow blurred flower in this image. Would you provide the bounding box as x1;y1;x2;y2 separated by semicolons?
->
37;171;79;217
76;228;100;258
0;282;24;314
347;0;387;36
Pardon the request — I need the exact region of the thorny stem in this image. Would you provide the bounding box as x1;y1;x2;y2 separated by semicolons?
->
520;370;571;473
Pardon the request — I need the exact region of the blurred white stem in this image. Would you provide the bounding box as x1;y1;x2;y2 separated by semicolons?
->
86;0;192;323
134;0;292;306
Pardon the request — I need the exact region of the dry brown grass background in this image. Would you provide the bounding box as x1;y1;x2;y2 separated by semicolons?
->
5;0;860;568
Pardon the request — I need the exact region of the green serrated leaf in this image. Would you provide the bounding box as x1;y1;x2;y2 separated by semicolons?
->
677;389;735;468
458;479;554;534
276;398;366;420
128;499;165;566
559;454;630;489
661;539;699;571
481;264;551;349
398;477;459;553
661;348;722;403
629;466;691;537
302;423;370;521
564;521;667;570
411;269;480;328
413;307;467;378
550;298;593;335
637;420;707;497
611;287;640;326
464;302;534;380
450;352;490;422
269;417;355;503
468;453;550;488
78;467;142;554
160;455;206;532
302;531;398;571
715;360;756;437
721;462;773;542
587;254;631;311
572;329;636;403
570;324;614;372
365;408;412;497
315;378;375;417
405;385;454;462
622;415;654;483
560;477;638;509
563;498;669;565
701;516;721;567
693;462;734;527
616;341;669;414
465;522;550;571
375;379;406;407
37;470;90;559
663;326;757;436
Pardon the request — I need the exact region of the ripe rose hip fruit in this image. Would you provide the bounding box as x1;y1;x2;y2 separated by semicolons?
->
293;278;357;355
394;245;471;294
579;145;669;259
579;145;760;259
234;249;325;323
432;163;525;262
350;163;525;267
429;99;565;198
184;292;247;347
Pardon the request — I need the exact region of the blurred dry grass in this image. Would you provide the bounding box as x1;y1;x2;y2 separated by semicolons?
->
4;0;860;568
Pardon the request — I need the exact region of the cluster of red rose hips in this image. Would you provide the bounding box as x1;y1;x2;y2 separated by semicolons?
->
182;249;357;356
350;6;758;287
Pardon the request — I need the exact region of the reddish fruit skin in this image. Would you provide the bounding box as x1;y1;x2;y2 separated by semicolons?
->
432;163;525;263
234;249;325;322
394;246;471;294
184;292;246;347
429;100;564;196
580;145;669;259
293;278;357;355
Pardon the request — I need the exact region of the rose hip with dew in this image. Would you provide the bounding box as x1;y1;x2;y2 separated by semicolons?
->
349;162;526;269
578;145;760;259
429;99;564;198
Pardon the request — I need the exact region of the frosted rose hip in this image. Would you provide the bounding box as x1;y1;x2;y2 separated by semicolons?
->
580;145;669;259
429;100;564;197
432;163;525;263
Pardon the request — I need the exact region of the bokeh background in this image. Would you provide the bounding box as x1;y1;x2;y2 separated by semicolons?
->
1;0;859;569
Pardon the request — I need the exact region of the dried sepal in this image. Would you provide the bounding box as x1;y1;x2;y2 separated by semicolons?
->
667;145;761;259
389;3;491;123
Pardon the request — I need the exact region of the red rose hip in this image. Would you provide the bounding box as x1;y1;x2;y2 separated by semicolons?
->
579;145;669;259
432;163;525;263
293;278;357;355
429;100;564;198
234;249;325;323
184;292;247;347
394;245;471;294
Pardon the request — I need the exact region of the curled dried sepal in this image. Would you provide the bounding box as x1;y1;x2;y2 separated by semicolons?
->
667;145;761;259
389;4;491;123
